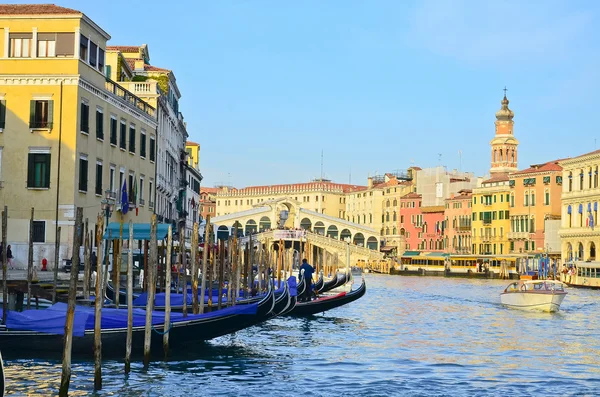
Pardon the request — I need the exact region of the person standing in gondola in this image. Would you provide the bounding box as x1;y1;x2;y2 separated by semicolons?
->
298;258;315;302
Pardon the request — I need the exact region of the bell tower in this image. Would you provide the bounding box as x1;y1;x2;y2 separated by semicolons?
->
490;88;519;174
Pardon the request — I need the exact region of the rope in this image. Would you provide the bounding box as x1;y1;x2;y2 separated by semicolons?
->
151;323;173;335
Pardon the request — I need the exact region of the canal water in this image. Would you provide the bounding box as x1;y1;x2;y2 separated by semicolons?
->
3;275;600;396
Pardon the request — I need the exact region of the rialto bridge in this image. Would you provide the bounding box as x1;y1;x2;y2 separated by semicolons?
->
208;198;384;264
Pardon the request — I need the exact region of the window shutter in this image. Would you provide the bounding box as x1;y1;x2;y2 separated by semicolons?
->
29;100;36;127
27;154;34;186
106;65;112;79
48;100;54;127
44;154;51;187
0;100;5;128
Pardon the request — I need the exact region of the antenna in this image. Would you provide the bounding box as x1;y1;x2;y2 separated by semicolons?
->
320;149;324;181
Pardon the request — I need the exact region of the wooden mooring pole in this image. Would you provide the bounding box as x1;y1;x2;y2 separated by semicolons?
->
82;219;90;300
191;222;199;314
59;207;83;397
163;225;173;356
143;215;158;367
2;206;8;325
93;215;104;390
53;226;61;304
218;240;225;310
199;216;210;314
180;222;187;318
27;208;34;310
125;220;134;374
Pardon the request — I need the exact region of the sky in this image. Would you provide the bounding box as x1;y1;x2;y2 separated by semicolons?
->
14;0;600;187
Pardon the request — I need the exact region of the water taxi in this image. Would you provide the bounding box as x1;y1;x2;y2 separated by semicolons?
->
500;280;567;312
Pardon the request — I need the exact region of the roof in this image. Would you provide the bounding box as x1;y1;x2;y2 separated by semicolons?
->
482;173;510;184
123;58;171;73
201;187;220;194
510;160;563;176
223;181;367;195
561;149;600;162
400;192;421;199
446;191;472;201
106;46;141;53
0;4;80;15
186;141;200;146
103;222;170;240
421;205;445;213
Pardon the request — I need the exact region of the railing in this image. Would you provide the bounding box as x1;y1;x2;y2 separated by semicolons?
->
455;225;471;231
118;81;159;97
104;78;155;118
508;232;529;239
30;121;53;129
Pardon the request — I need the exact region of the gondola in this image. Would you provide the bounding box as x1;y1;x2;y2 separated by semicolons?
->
286;277;366;316
313;274;324;292
318;271;350;294
0;350;4;397
0;283;275;355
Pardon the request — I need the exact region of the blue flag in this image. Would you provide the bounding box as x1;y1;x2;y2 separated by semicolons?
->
121;179;129;214
589;211;594;231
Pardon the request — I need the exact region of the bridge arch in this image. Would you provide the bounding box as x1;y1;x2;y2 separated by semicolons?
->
340;228;351;242
217;225;229;241
367;236;378;250
326;225;339;239
259;216;271;232
245;219;257;235
353;233;365;247
300;218;312;231
314;221;325;235
232;221;243;237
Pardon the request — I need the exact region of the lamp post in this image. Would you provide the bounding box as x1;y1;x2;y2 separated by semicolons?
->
101;189;115;287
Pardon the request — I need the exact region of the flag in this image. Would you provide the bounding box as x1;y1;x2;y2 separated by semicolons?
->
121;179;129;215
133;177;138;216
589;211;594;231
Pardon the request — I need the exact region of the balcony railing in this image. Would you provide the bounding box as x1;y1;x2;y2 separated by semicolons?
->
455;225;471;231
508;232;530;240
29;121;53;129
105;78;155;118
118;81;160;97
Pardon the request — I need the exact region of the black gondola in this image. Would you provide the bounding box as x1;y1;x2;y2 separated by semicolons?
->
0;284;275;355
318;271;350;294
313;274;324;292
286;277;366;316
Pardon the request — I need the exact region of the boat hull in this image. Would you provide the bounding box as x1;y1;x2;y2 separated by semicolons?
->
500;292;566;312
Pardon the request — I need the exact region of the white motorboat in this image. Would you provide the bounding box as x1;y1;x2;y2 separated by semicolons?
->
500;280;567;312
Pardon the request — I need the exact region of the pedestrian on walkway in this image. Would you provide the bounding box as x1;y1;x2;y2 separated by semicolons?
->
7;245;14;269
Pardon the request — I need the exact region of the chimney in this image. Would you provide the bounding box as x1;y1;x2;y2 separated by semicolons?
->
367;177;373;188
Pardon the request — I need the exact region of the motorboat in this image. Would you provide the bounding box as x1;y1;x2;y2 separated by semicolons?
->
500;280;567;312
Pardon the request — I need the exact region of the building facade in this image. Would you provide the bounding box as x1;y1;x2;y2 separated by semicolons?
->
443;190;473;254
200;187;217;221
183;141;202;239
105;44;188;229
508;160;563;254
558;150;600;262
0;4;157;268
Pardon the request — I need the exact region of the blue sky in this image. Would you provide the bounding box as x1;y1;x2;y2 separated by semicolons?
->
17;0;600;187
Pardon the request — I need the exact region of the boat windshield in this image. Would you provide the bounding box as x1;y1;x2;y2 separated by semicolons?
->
528;281;565;292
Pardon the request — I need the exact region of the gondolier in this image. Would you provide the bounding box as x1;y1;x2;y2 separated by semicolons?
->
298;259;315;302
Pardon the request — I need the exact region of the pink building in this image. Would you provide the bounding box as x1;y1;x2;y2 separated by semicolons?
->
443;189;473;254
398;193;445;251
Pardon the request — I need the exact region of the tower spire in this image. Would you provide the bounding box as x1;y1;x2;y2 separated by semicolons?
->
490;89;519;174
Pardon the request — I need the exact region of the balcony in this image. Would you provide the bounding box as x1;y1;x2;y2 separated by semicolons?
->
104;79;155;118
455;225;471;231
118;81;160;99
508;232;530;240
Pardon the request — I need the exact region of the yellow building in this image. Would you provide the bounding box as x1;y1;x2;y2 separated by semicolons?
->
0;4;157;268
471;92;518;255
558;149;600;262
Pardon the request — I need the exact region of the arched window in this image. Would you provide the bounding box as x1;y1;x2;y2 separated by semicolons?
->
510;193;514;207
369;213;373;223
423;223;428;233
511;149;515;162
385;212;390;222
544;189;550;205
393;212;397;222
363;214;366;224
580;169;584;191
392;227;397;235
493;150;497;162
393;199;397;207
429;239;434;250
386;200;390;208
589;167;593;190
385;227;390;235
499;148;503;161
595;166;598;188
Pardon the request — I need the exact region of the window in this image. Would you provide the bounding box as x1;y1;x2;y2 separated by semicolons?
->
110;116;117;145
9;33;32;58
120;120;127;150
0;100;5;129
149;179;154;207
96;107;103;140
531;193;535;206
140;130;147;158
149;136;156;162
109;165;115;193
94;161;103;195
119;169;125;193
80;34;88;61
128;173;134;203
80;100;89;133
37;33;55;57
32;221;46;243
129;124;136;153
79;156;88;192
27;153;51;188
89;41;98;67
98;48;105;72
139;176;145;204
29;100;53;129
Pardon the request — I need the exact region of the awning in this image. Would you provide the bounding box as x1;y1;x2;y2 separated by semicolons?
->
102;222;171;240
380;246;396;252
402;251;421;257
426;252;449;257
